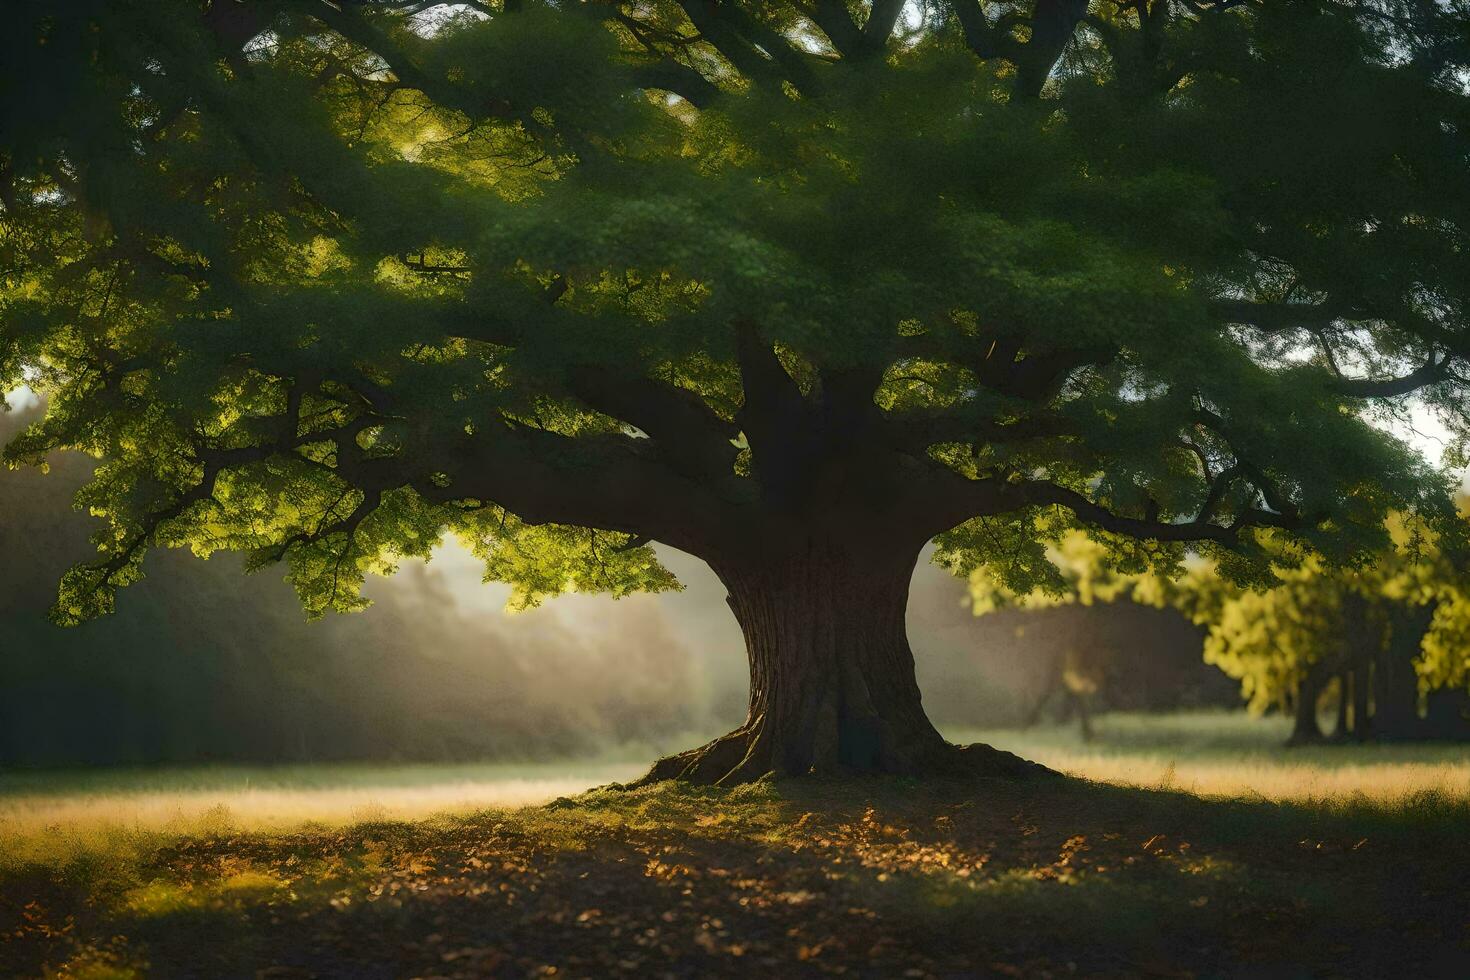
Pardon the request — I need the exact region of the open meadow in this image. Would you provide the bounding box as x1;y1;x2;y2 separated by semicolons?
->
3;712;1468;978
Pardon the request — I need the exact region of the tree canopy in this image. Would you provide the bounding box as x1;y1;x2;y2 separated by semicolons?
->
5;0;1470;781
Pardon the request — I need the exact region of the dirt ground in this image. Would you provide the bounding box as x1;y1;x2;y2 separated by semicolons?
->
4;775;1469;978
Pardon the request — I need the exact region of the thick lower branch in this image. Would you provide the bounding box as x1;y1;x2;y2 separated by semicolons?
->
420;425;744;557
915;470;1262;547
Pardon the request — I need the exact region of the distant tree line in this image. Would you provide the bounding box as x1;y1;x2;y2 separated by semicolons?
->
969;527;1470;744
910;574;1235;741
1198;520;1470;745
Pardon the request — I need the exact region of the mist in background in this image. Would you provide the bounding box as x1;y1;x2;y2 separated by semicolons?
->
0;398;1231;768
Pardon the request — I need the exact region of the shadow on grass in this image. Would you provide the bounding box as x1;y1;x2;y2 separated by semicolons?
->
3;775;1468;978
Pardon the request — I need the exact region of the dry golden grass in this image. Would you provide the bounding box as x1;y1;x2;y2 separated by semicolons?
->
0;773;636;838
4;712;1467;857
4;759;1469;979
1046;753;1468;801
951;712;1470;804
0;764;645;868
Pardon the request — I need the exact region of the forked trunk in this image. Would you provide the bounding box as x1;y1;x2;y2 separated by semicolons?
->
637;541;1047;785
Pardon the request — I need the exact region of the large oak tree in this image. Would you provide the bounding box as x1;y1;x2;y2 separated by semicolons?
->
4;0;1470;783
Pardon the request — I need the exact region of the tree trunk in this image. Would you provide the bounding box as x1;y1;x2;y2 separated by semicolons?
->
1341;594;1375;743
1423;689;1470;741
1331;673;1350;740
1072;691;1095;743
635;540;1049;786
1374;605;1433;741
1351;643;1373;743
1021;676;1059;729
1288;660;1327;745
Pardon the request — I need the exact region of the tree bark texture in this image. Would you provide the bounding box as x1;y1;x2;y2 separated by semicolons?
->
636;540;1050;785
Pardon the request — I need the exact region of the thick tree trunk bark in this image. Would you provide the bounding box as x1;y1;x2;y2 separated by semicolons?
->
635;540;1049;786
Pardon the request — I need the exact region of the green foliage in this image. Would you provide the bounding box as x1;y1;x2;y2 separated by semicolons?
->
956;525;1221;614
3;0;1470;624
460;509;681;610
1197;516;1470;715
974;514;1470;716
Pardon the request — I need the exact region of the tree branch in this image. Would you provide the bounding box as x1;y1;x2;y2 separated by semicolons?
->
629;59;722;107
307;1;519;121
423;422;744;556
951;1;1020;60
806;1;865;57
883;406;1075;450
1210;298;1366;333
676;1;811;92
917;467;1306;547
734;322;812;500
896;332;1114;401
862;0;909;54
262;487;383;564
1335;355;1452;398
566;367;741;479
1015;0;1090;98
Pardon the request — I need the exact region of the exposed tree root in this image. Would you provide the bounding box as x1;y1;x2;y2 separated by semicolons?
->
928;740;1059;781
623;543;1064;790
630;726;1057;788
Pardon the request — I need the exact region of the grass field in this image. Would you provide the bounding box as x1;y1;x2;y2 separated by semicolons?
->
3;712;1468;978
958;711;1470;803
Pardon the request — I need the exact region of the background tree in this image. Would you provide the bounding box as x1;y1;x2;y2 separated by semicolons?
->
4;0;1470;783
966;530;1232;738
973;519;1470;744
1200;518;1470;744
